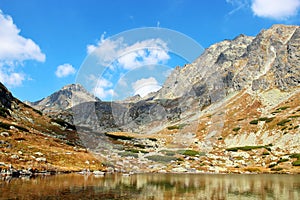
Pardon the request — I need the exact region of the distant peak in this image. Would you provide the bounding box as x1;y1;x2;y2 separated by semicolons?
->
62;83;84;90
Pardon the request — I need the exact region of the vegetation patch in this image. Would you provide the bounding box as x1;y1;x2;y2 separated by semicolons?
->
167;124;187;130
249;120;258;125
258;117;275;123
145;155;177;163
226;145;272;152
277;158;289;164
292;160;300;166
232;127;241;132
288;115;300;119
160;150;176;156
118;151;138;158
268;163;278;168
271;110;281;114
290;153;300;159
276;106;290;111
277;119;291;126
126;148;148;154
105;133;134;140
177;149;203;157
262;151;270;156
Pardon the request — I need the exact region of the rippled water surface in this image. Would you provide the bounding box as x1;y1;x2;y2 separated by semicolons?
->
1;173;300;199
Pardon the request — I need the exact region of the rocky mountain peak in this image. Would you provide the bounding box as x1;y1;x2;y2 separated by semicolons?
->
155;24;299;101
29;83;98;112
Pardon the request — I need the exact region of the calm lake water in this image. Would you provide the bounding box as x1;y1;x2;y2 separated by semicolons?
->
1;173;300;200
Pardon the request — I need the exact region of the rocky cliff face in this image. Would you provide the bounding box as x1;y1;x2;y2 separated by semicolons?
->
156;25;299;100
0;82;14;109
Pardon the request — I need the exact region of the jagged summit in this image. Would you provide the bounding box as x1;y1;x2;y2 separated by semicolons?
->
155;24;299;100
29;83;98;112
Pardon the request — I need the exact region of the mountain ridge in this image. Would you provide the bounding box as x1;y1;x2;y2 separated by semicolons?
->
2;24;299;174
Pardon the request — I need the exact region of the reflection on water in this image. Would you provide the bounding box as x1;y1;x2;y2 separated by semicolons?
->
1;173;300;199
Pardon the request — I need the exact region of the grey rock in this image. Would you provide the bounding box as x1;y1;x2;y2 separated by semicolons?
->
0;132;10;137
36;157;47;162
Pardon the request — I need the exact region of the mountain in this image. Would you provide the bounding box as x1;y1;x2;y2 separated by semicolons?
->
28;84;98;113
0;82;103;174
9;24;300;174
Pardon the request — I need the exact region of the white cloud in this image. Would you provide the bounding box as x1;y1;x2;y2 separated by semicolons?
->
132;77;161;97
55;63;76;78
0;68;25;87
0;10;45;87
93;86;115;99
0;10;45;64
88;75;116;99
251;0;300;20
87;35;170;70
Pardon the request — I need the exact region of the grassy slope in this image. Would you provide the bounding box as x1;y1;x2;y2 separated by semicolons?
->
0;101;103;172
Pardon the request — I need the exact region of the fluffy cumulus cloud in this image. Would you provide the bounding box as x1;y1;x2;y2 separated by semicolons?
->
226;0;300;20
87;33;170;70
86;34;170;99
55;63;76;78
251;0;300;20
0;10;45;87
92;77;116;99
132;77;161;97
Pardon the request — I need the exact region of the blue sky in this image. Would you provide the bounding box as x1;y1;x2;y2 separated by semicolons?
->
0;0;299;101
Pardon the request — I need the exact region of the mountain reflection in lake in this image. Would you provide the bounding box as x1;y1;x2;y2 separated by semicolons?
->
1;173;300;199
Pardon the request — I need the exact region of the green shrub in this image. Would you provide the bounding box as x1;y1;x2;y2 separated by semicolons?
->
118;151;138;158
290;153;300;159
288;115;300;119
292;160;300;166
177;149;203;156
259;117;275;123
105;133;133;140
126;148;148;154
294;125;299;129
145;155;177;163
277;119;291;126
276;106;290;111
249;120;258;125
271;110;281;114
277;158;289;164
232;127;241;132
226;145;271;152
167;124;187;130
262;152;270;156
268;163;277;168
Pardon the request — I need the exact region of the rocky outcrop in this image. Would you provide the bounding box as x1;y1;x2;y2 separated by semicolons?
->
0;82;14;109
